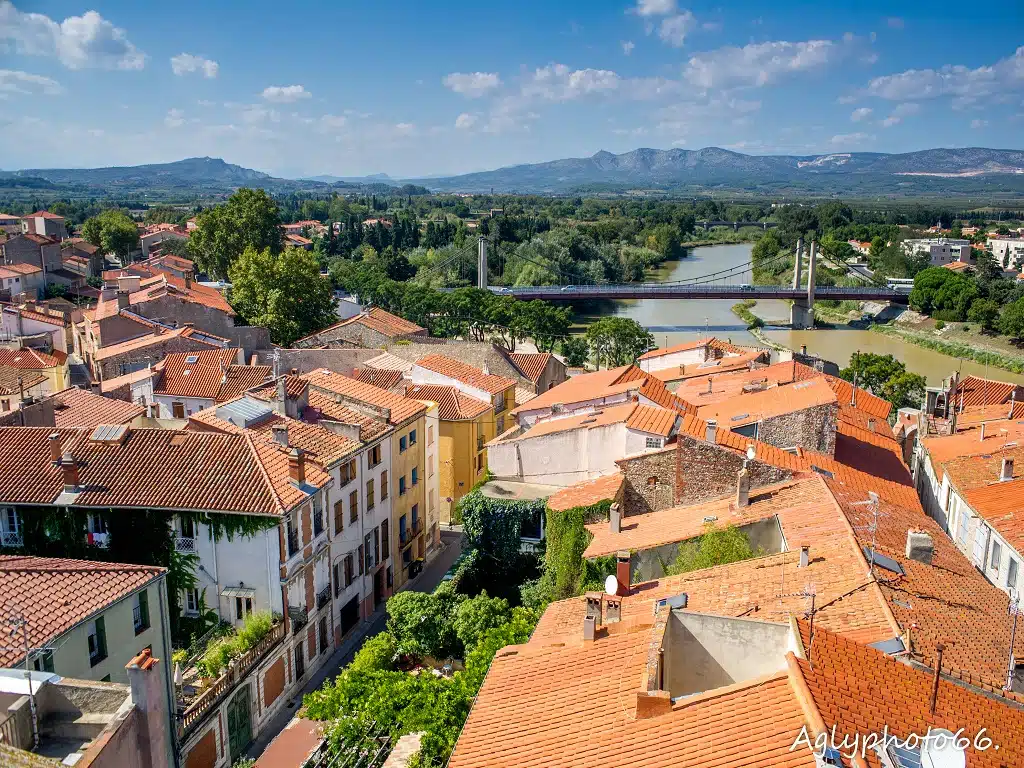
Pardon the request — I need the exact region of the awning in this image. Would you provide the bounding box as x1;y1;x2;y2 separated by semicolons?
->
221;586;256;598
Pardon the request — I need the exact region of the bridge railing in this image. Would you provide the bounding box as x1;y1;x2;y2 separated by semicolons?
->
492;284;900;297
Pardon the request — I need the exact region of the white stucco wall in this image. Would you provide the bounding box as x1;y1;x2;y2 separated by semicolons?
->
638;346;708;373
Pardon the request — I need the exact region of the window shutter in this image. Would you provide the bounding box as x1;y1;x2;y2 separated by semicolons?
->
96;617;107;659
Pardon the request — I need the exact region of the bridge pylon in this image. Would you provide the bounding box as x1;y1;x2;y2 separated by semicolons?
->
790;239;817;330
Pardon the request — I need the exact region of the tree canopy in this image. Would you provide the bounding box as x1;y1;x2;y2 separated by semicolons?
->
188;188;283;279
840;352;926;410
585;316;654;367
82;209;139;266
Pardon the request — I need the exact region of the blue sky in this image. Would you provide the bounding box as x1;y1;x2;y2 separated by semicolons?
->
1;0;1022;178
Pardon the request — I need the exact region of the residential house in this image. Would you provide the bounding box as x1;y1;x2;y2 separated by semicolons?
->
50;387;147;428
0;425;341;764
292;307;427;349
139;224;188;258
148;349;271;418
0;366;46;412
0;213;21;235
89;325;232;382
61;238;105;278
2;233;62;280
301;369;433;589
487;400;680;487
284;233;313;250
143;253;195;281
0;347;69;393
1;303;72;352
636;336;764;376
506;351;567;398
847;239;872;255
411;353;517;436
903;237;973;266
20;210;68;240
988;236;1024;270
0;263;43;300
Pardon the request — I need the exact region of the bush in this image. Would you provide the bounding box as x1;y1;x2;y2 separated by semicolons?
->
350;632;398;673
387;588;463;659
934;319;945;330
197;611;275;678
666;523;764;575
453;592;510;651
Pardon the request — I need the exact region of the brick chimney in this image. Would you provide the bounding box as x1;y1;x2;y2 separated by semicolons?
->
116;290;130;310
288;448;306;485
585;592;602;624
60;451;80;492
615;550;630;596
736;464;750;507
271;424;288;448
705;418;717;443
1001;457;1014;482
609;502;621;534
48;432;62;464
604;595;622;623
125;649;174;768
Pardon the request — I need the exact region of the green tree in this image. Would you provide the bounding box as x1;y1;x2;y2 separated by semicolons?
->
453;592;511;652
228;247;336;345
82;209;140;266
158;236;191;259
386;586;464;659
751;230;785;284
560;336;589;368
880;371;927;411
909;266;979;320
585;316;654;367
666;524;762;575
840;352;925;409
968;298;1001;332
188;188;283;279
1000;297;1024;340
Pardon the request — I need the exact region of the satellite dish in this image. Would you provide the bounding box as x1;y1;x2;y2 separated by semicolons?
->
921;729;965;768
604;574;619;596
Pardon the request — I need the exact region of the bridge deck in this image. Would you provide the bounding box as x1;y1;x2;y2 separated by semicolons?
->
485;284;910;303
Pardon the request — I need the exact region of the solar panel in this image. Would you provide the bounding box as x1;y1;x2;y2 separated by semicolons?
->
216;397;274;429
810;465;834;479
862;546;905;575
89;424;129;444
886;742;922;768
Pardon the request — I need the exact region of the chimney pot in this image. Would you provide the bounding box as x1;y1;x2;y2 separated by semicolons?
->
116;290;130;311
799;545;810;568
736;466;750;508
868;418;876;432
288;447;306;485
609;502;621;534
905;530;934;564
980;422;986;441
705;419;718;443
615;550;631;596
290;368;298;375
583;615;596;642
1001;457;1014;482
585;592;603;623
60;451;80;493
271;424;288;447
604;595;622;623
48;432;61;464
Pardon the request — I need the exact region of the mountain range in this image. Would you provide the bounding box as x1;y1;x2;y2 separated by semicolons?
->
3;148;1024;200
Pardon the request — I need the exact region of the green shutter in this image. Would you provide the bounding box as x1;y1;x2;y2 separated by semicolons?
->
139;589;150;630
96;616;107;659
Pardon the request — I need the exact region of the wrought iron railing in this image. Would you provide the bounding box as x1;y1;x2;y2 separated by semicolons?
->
174;536;196;553
316;585;331;611
0;531;23;548
287;527;300;558
289;605;308;635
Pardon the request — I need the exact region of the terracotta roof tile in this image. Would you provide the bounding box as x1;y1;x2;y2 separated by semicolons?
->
952;375;1021;408
301;369;426;425
404;384;490;420
415;354;516;395
294;307;424;344
637;337;712;360
507;352;552;383
0;347;67;369
2;305;66;327
0;555;164;667
0;366;46;394
153;350;271;401
93;326;226;361
921;420;1024;480
354;367;404;390
508;401;677;441
304;392;391;442
695;376;837;427
0;263;43;275
51;387;145;428
546;472;624;512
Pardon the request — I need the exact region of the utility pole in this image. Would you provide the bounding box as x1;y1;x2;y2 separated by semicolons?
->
477;237;488;290
1008;592;1021;693
1;610;44;751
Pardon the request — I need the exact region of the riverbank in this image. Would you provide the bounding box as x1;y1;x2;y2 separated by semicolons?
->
682;229;764;249
872;324;1024;375
731;300;790;350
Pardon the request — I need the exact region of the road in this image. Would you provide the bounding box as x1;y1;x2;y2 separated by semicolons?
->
246;529;465;762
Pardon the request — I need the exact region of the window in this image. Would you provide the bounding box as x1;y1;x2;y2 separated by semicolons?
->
956;507;970;547
428;426;434;445
333;562;341;597
991;541;1003;573
1008;558;1019;591
180;516;196;538
429;488;435;513
732;423;758;439
334;500;344;535
645;437;661;449
286;513;299;558
364;533;374;571
88;617;107;666
380;471;388;500
381;520;389;560
373;527;380;564
428;459;434;478
476;454;483;473
344;554;355;586
349;490;359;524
313;494;324;537
494;392;506;413
32;651;54;673
318;616;329;656
411;467;419;487
366;479;375;511
357;545;364;575
133;589;150;635
411;504;419;532
369;445;382;467
340;459;356;485
399;475;406;495
294;643;305;680
185;588;200;615
409;429;417;446
399;435;407;453
497;415;504;434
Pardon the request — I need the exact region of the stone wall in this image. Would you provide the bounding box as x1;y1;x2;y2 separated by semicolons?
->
254;347;380;376
757;402;837;456
97;335;224;380
617;436;792;516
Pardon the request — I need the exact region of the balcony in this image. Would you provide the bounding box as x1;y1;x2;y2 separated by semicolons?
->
0;531;23;548
174;537;196;553
87;531;109;548
316;584;331;611
313;513;324;538
412;517;423;537
286;527;300;559
288;605;308;635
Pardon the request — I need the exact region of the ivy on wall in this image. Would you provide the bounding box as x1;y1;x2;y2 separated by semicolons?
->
456;490;544;565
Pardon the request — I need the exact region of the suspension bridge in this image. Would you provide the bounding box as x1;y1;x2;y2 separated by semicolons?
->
418;236;910;330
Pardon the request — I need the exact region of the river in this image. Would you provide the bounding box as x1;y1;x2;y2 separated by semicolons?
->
574;242;1024;386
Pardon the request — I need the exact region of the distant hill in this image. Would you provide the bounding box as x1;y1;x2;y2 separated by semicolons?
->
302;172;393;183
10;157;271;188
419;146;1024;196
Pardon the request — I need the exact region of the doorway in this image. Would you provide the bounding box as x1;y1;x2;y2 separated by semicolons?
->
226;684;252;762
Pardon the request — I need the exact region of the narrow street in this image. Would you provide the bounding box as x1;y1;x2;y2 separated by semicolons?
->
246;529;465;762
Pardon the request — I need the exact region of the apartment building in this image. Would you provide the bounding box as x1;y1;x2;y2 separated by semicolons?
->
20;210;68;240
147;349;272;418
988;236;1024;270
903;237;972;266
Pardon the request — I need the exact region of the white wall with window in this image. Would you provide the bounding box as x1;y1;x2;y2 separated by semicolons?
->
1;507;22;548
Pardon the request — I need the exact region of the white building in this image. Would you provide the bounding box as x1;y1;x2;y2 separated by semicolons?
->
903;238;972;267
987;237;1024;271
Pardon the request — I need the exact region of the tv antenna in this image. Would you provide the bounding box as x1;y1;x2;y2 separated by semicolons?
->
850;491;883;578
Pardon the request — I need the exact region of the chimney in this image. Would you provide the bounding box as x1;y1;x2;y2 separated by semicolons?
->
905;530;934;564
60;451;80;492
288;448;306;485
604;595;622;623
184;273;192;290
736;464;750;507
799;544;810;568
271;424;288;447
116;290;130;310
706;377;713;394
867;418;876;433
585;592;603;624
583;615;597;642
48;432;61;464
980;422;986;441
274;377;287;415
1000;457;1014;482
705;418;717;443
609;502;621;534
125;650;173;768
800;344;807;355
615;550;630;596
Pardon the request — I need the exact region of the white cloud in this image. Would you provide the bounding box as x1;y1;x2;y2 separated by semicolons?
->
0;69;61;96
196;99;215;107
0;1;145;70
455;112;478;130
442;72;502;98
262;84;311;102
880;101;919;127
320;114;348;129
165;108;185;128
621;40;635;55
170;53;218;78
684;39;835;88
241;105;280;124
393;122;416;137
863;47;1024;108
658;12;695;47
632;0;677;16
830;132;872;145
523;63;620;101
971;118;989;129
850;107;872;121
654;96;760;135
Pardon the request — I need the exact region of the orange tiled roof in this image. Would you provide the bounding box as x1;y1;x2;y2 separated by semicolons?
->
93;326;226;361
546;472;624;512
943;260;972;271
921;420;1024;479
955;402;1024;428
21;232;58;245
24;210;64;220
510;401;677;441
294;307;424;344
0;555;164;667
0;427;327;514
2;305;66;326
952;375;1020;408
302;368;426;425
695;376;837;428
153;350;271;402
636;337;711;360
305;391;391;442
963;476;1024;552
354;367;404;390
90;272;234;321
404;384;490;420
51;387;145;428
415;354;516;395
510;365;636;414
0;366;46;394
506;352;552;383
0;347;67;369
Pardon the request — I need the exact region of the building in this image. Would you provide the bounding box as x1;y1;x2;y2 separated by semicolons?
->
1;302;73;352
147;349;272;418
636;337;765;376
139;224;188;259
61;239;105;278
50;387;147;428
988;236;1024;270
301;369;434;589
88;325;233;382
903;237;973;266
2;233;62;283
292;307;427;350
0;367;46;412
0;213;22;235
20;211;68;240
411;354;517;435
0;347;69;394
0;263;43;300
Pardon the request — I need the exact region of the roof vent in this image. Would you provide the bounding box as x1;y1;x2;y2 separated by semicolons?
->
1001;457;1015;482
730;413;750;421
185;355;199;364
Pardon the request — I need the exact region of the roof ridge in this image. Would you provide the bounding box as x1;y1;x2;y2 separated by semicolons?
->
243;432;287;516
